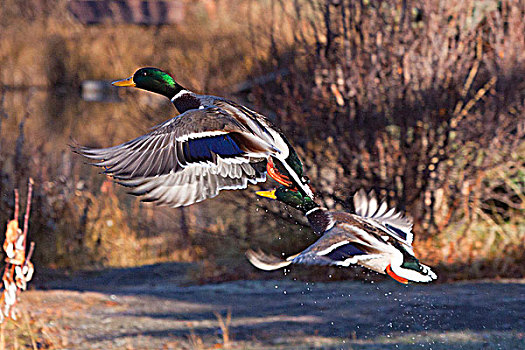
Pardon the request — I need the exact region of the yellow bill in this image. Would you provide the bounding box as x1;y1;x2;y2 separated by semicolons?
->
112;76;135;87
255;189;277;200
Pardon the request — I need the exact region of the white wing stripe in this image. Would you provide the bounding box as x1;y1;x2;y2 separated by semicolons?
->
176;131;229;142
316;240;350;256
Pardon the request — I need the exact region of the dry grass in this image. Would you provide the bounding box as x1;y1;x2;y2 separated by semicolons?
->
214;309;232;347
0;310;59;350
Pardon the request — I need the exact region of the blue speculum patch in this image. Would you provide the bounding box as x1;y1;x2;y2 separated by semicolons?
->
183;135;244;162
325;243;367;261
385;223;407;241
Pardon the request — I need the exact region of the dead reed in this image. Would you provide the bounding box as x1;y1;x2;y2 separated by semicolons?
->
1;179;34;323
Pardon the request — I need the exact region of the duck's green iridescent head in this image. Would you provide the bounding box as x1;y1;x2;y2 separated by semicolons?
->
112;67;183;98
256;186;318;213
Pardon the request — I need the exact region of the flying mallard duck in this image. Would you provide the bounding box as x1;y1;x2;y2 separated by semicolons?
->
75;67;313;208
247;188;437;284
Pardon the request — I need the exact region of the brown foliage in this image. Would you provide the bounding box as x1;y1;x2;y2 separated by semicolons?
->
248;0;524;278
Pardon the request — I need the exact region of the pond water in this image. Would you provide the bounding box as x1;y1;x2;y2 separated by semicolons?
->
1;84;172;156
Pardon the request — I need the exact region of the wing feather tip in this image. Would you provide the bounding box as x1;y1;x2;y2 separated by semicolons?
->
245;249;291;271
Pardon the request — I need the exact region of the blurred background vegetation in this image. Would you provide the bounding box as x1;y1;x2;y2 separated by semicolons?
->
0;0;523;282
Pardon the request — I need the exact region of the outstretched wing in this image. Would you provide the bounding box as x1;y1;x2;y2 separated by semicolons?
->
290;227;375;266
75;107;276;179
353;189;414;245
74;107;272;207
119;158;265;207
247;227;378;271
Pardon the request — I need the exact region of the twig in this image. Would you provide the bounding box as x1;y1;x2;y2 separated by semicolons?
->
14;189;19;222
214;309;232;347
23;243;35;270
23;312;37;350
22;178;33;251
